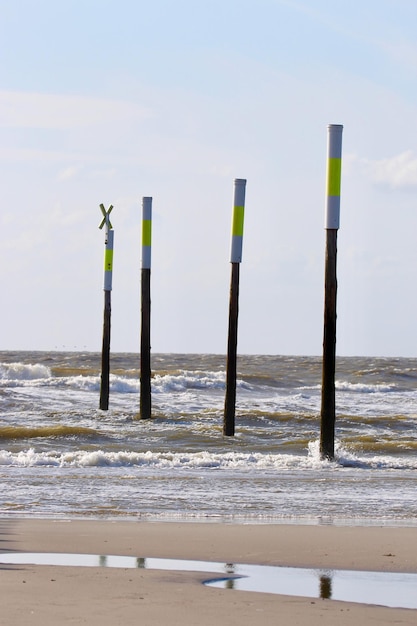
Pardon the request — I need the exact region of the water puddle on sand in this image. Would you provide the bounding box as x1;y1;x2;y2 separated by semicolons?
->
1;552;416;609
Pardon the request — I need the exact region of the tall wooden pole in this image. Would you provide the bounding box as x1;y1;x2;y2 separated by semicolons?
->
320;228;337;457
224;261;240;435
224;178;246;436
99;204;114;411
100;290;111;410
320;125;343;459
140;197;152;419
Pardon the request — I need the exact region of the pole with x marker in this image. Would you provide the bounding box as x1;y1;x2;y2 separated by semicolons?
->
98;203;114;410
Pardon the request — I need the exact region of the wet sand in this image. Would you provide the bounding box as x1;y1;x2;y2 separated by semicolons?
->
1;519;416;625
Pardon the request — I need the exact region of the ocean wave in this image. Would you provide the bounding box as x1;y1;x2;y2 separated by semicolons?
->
60;375;138;394
335;381;396;393
307;440;417;470
298;381;397;394
49;370;228;394
1;446;417;471
0;425;99;440
0;362;51;382
0;363;232;394
8;361;392;397
0;448;314;469
152;370;227;392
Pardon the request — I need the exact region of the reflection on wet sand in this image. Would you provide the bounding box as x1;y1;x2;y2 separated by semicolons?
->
0;552;416;609
319;573;332;599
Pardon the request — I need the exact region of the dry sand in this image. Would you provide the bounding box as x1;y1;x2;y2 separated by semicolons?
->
1;519;416;625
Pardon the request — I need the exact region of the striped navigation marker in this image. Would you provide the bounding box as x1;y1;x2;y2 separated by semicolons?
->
224;179;247;436
325;125;343;230
98;203;115;411
140;197;152;419
103;229;114;291
141;197;152;269
230;179;247;263
320;124;343;460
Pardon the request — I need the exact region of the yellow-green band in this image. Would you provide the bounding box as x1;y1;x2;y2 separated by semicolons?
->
104;249;113;271
327;158;341;196
232;206;244;236
142;220;152;247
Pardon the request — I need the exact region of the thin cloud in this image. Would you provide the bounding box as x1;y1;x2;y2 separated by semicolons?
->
57;165;79;181
367;151;417;189
348;151;417;189
0;90;150;129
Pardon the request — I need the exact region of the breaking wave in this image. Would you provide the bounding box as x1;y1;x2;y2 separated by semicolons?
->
1;445;417;471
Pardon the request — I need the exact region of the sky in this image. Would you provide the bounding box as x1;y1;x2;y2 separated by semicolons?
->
1;0;417;357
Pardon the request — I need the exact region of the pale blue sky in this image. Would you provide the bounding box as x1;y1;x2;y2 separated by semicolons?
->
1;0;417;355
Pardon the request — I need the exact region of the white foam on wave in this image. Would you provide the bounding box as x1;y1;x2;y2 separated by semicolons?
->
59;375;139;394
0;364;231;395
152;370;227;392
56;371;227;394
335;381;396;393
0;448;315;469
299;381;396;394
0;362;51;384
307;439;417;470
2;446;417;471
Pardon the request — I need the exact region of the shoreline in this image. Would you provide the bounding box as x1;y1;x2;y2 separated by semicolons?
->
1;518;417;572
1;519;416;625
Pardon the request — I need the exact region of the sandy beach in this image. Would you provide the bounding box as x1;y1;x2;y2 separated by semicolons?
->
0;519;416;625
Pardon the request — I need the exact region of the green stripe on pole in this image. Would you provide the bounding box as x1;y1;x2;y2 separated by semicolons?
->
327;158;342;197
232;206;245;237
104;248;113;272
142;220;152;247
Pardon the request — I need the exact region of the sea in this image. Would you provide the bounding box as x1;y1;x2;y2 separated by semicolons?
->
1;351;416;526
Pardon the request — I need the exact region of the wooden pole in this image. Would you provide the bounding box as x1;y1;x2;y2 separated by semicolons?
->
320;228;337;458
98;204;114;411
224;262;240;436
320;125;343;459
223;179;246;436
140;197;152;419
100;290;111;410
